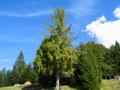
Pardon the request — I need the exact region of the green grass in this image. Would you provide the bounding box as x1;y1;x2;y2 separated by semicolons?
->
0;80;120;90
101;80;120;90
0;84;25;90
0;84;78;90
60;86;77;90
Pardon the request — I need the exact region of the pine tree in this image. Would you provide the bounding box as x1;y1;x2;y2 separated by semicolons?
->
34;8;76;90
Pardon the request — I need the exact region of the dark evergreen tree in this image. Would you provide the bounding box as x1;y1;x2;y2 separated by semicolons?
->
12;51;26;84
5;70;13;86
75;42;101;90
23;64;37;83
109;41;120;75
0;68;7;87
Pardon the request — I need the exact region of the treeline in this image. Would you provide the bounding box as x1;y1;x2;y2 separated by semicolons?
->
0;41;119;89
0;8;120;90
34;41;120;90
0;51;37;87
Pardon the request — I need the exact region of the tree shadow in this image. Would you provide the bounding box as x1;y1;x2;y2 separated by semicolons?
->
22;84;79;90
22;84;54;90
22;85;42;90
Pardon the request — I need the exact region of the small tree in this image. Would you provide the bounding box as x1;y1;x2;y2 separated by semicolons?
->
12;51;26;84
5;70;13;86
34;8;76;90
23;64;37;83
0;68;7;87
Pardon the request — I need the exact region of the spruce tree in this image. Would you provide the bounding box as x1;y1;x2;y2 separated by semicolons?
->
12;51;26;84
75;43;101;90
109;41;120;75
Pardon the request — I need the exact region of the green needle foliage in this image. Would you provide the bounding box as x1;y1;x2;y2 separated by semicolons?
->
75;42;101;90
33;8;76;89
12;51;26;84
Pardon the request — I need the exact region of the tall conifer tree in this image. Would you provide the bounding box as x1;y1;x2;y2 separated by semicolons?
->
34;8;76;90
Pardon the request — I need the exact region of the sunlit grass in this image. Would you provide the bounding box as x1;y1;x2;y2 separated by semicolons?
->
101;80;120;90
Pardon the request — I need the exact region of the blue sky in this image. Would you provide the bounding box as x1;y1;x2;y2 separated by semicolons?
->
0;0;120;70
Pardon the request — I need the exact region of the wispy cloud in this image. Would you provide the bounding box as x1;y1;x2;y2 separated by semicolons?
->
0;9;53;17
67;0;97;18
0;34;41;44
0;0;97;18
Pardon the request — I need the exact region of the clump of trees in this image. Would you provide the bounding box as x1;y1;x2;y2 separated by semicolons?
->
33;9;102;90
1;8;120;90
0;51;37;87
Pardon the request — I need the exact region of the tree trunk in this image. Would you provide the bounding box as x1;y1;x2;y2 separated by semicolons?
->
55;70;60;90
110;75;111;79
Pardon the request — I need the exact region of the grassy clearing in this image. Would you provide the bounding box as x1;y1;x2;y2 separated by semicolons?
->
0;80;120;90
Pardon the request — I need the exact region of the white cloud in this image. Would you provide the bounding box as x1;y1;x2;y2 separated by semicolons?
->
86;7;120;48
113;7;120;18
0;9;52;17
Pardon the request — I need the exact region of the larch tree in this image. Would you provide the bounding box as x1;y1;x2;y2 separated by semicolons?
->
34;8;76;90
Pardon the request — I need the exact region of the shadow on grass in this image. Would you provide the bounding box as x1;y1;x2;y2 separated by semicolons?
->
22;84;79;90
22;84;54;90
